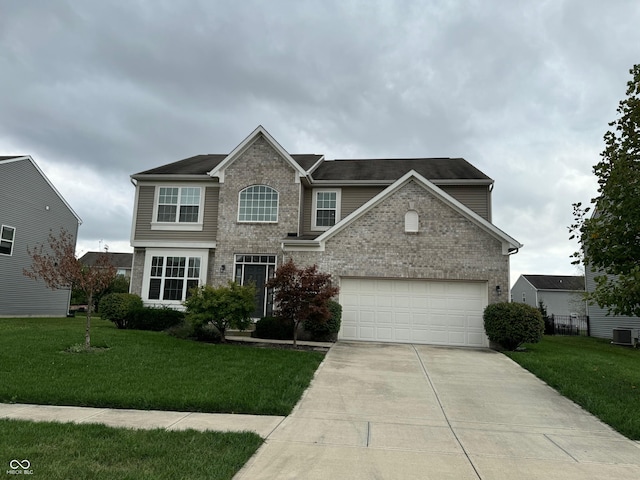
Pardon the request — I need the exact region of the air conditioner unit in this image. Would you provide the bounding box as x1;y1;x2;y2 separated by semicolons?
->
612;328;639;347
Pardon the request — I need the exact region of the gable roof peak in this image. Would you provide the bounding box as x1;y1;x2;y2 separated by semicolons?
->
207;125;308;183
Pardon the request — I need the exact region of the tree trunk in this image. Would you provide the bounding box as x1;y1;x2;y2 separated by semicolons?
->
293;320;298;348
85;292;92;349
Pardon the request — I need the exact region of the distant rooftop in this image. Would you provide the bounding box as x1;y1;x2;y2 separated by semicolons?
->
523;275;585;291
79;252;133;269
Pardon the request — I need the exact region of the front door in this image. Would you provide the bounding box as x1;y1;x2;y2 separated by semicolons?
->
234;255;276;318
243;265;267;318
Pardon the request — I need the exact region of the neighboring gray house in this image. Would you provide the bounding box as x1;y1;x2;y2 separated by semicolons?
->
0;156;82;316
585;268;640;339
79;252;133;278
129;126;521;347
511;274;586;316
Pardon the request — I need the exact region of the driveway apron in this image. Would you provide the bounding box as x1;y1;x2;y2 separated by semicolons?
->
234;342;640;480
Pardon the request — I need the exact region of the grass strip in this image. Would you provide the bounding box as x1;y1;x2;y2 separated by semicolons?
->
505;335;640;440
0;418;262;480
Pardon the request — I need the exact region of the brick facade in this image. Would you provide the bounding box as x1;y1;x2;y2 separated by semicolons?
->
210;136;302;286
287;179;509;304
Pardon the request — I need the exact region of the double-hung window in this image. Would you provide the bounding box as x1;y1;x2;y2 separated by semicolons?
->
238;185;279;222
154;186;202;227
148;255;201;301
312;189;340;230
0;225;15;256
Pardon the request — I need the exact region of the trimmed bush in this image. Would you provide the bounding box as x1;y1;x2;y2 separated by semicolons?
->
303;300;342;342
254;316;294;340
99;293;143;329
483;302;544;351
126;307;185;332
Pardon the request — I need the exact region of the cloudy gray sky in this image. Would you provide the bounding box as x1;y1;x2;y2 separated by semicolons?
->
2;0;639;287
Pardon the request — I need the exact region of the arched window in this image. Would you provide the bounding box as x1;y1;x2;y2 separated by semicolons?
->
238;185;279;222
405;210;419;233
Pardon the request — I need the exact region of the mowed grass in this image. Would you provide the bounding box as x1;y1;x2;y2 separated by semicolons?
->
0;418;262;480
505;336;640;439
0;317;325;416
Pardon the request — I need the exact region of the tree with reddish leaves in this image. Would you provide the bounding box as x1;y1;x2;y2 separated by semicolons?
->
23;228;117;349
266;259;339;347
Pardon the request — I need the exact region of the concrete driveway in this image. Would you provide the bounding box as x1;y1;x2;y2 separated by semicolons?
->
235;342;640;480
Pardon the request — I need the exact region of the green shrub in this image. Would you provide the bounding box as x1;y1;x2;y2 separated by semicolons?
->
192;321;222;343
303;300;342;341
184;282;255;342
165;321;195;340
127;307;185;332
99;293;143;329
254;316;294;340
483;302;544;350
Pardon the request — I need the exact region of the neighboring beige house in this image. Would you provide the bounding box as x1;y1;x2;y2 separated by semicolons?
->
129;126;521;347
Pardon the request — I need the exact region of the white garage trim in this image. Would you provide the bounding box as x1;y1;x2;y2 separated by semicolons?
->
339;277;489;347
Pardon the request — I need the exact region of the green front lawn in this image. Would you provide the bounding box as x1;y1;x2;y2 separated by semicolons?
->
0;419;262;480
0;317;325;416
505;336;640;439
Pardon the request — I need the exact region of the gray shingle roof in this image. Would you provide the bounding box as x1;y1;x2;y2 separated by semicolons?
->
134;154;490;182
524;275;585;291
79;252;133;269
136;154;324;176
311;158;491;181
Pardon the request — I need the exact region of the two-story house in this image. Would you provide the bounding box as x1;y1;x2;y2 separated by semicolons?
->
129;126;521;347
0;155;82;316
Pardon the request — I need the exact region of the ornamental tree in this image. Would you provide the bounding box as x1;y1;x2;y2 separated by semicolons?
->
266;259;339;347
569;64;640;316
23;228;117;348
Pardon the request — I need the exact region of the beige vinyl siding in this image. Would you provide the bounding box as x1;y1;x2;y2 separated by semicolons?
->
302;186;385;235
302;184;490;234
439;185;490;221
341;186;386;217
133;184;219;242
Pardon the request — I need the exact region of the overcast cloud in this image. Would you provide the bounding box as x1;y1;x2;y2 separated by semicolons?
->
2;0;639;286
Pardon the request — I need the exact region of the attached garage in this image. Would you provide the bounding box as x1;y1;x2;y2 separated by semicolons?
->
339;278;489;347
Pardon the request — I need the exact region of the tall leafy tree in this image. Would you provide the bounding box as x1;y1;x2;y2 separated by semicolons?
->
23;228;117;348
570;64;640;316
266;259;339;347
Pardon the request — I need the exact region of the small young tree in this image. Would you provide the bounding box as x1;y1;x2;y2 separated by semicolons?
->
266;259;339;347
183;282;255;342
23;228;117;349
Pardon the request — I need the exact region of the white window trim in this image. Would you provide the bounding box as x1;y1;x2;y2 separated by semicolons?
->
151;184;205;231
141;248;209;307
0;225;16;256
311;189;341;231
237;185;279;223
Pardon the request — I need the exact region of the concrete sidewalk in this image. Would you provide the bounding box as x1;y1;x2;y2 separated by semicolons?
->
0;403;284;438
234;342;640;480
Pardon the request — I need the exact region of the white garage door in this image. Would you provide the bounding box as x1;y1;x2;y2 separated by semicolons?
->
340;278;489;347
